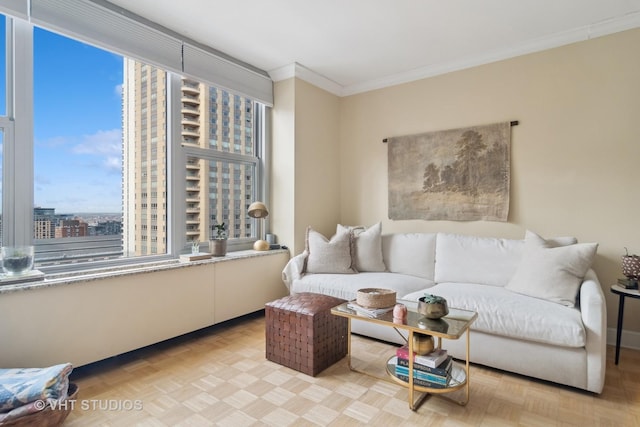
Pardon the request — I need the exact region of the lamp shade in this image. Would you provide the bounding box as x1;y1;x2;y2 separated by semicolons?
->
248;201;269;218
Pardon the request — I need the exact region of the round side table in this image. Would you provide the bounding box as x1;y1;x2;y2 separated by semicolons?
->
610;284;640;365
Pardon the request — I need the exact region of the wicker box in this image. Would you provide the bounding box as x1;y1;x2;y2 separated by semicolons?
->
265;293;347;376
0;383;78;427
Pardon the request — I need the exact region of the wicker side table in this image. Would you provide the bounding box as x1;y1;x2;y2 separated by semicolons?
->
265;292;347;376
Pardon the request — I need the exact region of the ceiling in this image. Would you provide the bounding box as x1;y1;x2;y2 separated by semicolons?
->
107;0;640;96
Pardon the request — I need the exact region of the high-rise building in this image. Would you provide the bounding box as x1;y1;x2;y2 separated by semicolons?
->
122;59;255;256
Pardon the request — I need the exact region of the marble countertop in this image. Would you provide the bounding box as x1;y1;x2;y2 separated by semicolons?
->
0;249;289;294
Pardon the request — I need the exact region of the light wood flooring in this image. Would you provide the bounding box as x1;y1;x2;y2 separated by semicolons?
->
64;312;640;426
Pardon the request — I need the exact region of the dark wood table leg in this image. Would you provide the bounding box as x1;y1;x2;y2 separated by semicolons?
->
615;294;625;365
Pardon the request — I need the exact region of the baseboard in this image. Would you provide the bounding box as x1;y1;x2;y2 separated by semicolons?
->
607;327;640;350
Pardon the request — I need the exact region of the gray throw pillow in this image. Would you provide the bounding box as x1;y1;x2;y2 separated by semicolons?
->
337;222;386;272
305;226;356;274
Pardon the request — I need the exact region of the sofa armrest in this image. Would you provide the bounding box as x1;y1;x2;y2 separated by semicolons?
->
579;268;606;393
282;251;308;291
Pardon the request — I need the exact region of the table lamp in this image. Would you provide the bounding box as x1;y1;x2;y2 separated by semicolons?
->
248;201;270;251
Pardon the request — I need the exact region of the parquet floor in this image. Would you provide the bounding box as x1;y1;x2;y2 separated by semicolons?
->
64;312;640;426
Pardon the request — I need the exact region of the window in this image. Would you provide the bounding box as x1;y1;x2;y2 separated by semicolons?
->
0;3;270;272
181;83;262;246
33;27;147;265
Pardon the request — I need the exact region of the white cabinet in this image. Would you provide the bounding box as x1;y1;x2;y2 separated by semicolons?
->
214;251;289;323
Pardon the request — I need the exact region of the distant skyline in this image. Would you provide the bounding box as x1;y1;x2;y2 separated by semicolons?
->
0;17;126;214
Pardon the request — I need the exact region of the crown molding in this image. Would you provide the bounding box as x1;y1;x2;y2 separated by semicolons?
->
269;63;344;96
341;10;640;96
270;11;640;98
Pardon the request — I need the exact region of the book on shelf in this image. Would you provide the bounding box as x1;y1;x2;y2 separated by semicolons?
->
395;374;449;389
397;355;453;377
617;277;639;289
346;301;394;318
394;364;451;386
396;365;451;388
396;345;449;368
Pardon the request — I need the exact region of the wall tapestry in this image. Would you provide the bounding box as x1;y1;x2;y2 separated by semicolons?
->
387;121;510;222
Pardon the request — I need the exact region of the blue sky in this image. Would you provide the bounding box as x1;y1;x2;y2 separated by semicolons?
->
0;19;124;214
34;27;123;214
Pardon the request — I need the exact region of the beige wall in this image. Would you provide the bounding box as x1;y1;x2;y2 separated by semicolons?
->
337;28;640;332
271;28;640;333
272;78;342;254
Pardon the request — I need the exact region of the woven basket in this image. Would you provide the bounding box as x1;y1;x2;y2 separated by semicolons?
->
356;288;396;308
0;383;79;427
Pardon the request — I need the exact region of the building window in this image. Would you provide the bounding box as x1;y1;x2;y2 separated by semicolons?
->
0;13;267;272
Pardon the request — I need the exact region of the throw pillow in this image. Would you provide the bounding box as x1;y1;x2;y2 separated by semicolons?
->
304;226;356;274
337;222;386;272
505;230;598;307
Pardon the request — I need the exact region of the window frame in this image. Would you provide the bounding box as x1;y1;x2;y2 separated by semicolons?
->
1;15;269;274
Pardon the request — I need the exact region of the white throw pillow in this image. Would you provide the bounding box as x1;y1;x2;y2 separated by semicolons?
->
505;230;597;307
337;222;386;272
305;227;356;274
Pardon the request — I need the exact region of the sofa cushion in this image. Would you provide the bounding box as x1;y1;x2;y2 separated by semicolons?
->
505;230;598;307
337;222;386;272
381;233;437;280
434;233;524;287
404;283;585;348
292;272;433;302
304;227;356;274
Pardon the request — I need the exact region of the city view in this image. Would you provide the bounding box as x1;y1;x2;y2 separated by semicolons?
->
1;20;259;266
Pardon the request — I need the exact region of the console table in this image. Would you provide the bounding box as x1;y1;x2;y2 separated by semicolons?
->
610;284;640;365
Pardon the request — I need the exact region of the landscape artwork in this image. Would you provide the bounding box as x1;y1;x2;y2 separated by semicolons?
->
387;122;510;221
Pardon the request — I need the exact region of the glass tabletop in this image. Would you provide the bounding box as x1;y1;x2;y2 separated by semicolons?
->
331;299;477;339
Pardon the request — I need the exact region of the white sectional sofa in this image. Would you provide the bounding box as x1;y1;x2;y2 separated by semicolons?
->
282;227;606;394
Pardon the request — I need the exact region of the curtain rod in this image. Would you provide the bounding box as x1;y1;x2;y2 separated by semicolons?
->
382;120;519;143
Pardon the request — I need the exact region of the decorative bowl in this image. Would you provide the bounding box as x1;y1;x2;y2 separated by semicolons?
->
417;295;449;319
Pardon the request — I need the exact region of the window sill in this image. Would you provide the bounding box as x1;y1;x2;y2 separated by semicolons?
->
0;249;289;295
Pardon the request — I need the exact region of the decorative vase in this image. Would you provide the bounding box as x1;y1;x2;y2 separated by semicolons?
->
2;246;35;276
622;254;640;278
412;333;435;355
209;239;227;257
418;295;449;319
393;303;407;324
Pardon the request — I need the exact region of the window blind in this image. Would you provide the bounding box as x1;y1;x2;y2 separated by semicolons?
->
7;0;273;105
0;0;28;20
183;43;273;106
31;0;184;75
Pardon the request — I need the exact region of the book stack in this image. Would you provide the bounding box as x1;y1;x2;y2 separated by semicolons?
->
395;345;452;388
346;301;394;318
617;277;639;289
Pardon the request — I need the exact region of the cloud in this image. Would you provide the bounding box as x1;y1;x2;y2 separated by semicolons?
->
104;155;122;173
114;83;123;97
38;135;70;148
73;129;121;156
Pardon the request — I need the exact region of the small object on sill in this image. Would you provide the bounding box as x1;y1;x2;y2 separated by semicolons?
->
0;269;45;286
179;252;213;262
269;244;281;250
